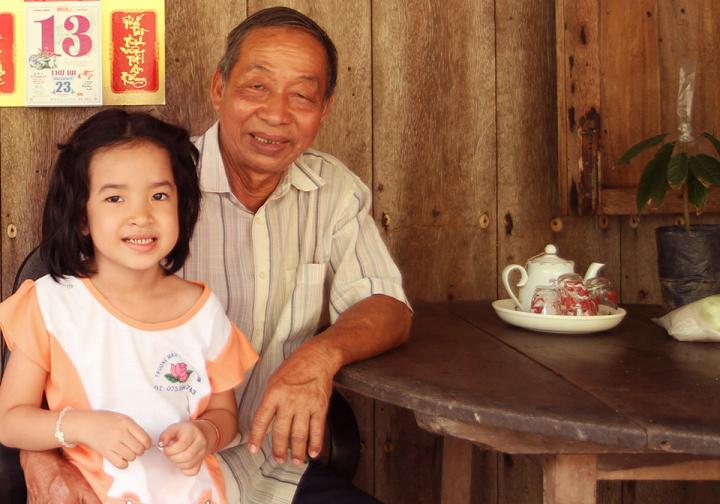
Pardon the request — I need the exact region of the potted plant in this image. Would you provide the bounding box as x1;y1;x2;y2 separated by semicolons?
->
617;128;720;309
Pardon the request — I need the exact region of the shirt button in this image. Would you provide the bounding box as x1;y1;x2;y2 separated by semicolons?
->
255;216;265;225
259;271;266;279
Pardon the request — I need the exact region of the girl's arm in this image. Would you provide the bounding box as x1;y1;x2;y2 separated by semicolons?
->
160;389;237;475
0;347;57;450
0;348;152;468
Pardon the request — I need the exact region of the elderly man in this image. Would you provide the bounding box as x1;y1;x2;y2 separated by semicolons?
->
19;6;411;504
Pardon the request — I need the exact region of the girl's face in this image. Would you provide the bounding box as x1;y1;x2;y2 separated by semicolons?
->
84;141;179;279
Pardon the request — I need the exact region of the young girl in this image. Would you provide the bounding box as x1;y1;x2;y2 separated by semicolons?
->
0;109;258;503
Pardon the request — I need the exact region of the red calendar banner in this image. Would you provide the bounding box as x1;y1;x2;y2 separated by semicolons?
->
0;1;24;106
103;0;164;105
0;13;16;94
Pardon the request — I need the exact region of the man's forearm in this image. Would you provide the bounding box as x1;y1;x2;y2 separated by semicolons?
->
311;294;412;374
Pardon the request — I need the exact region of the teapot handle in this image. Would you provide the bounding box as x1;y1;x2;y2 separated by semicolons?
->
502;264;528;310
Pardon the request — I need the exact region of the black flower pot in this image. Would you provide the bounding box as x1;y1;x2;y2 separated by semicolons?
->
656;224;720;309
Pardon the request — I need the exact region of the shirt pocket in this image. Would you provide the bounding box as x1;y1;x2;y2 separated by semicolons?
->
284;263;328;351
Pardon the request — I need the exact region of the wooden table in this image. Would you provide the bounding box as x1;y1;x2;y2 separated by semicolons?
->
335;301;720;503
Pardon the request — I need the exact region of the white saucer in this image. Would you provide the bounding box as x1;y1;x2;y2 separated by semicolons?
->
491;299;626;334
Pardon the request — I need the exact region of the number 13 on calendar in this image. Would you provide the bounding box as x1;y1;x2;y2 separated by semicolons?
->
25;1;102;106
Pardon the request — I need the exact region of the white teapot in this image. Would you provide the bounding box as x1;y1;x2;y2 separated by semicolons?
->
502;244;605;312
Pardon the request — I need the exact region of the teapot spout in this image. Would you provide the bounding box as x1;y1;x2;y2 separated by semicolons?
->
584;262;605;281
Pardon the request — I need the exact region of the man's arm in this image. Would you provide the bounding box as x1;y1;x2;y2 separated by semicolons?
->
20;449;100;504
247;294;411;465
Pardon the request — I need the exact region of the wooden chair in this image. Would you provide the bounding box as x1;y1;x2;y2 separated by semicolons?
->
0;248;360;501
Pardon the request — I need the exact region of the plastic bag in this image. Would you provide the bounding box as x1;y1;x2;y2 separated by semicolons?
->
653;295;720;342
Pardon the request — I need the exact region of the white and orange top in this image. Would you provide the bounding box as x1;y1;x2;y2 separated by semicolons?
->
0;275;259;504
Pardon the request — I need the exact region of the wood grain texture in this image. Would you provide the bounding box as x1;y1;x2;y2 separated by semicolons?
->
374;402;442;504
496;0;561;299
249;0;372;185
543;455;598;504
372;0;496;302
555;0;600;214
449;301;720;457
162;0;246;134
441;436;473;504
336;388;374;495
657;0;720;145
601;0;662;188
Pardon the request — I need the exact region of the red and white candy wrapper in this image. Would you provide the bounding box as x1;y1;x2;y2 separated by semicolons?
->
530;286;561;315
555;273;598;316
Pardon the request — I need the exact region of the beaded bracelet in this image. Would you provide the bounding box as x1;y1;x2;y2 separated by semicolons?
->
54;406;77;448
195;418;221;453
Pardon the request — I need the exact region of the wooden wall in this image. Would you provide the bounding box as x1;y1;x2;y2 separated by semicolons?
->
1;0;719;502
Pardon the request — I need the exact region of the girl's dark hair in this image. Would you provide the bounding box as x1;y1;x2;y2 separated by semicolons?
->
40;108;200;280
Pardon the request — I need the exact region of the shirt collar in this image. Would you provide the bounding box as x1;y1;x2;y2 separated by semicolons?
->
199;122;326;199
198;122;231;194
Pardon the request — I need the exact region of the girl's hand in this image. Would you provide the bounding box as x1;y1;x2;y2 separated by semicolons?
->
159;421;208;475
65;410;152;469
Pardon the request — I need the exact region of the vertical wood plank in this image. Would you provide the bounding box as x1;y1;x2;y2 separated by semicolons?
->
162;0;247;135
496;0;557;280
249;0;372;186
601;0;662;188
622;480;720;504
555;0;600;215
470;448;499;504
498;454;543;504
337;388;375;496
543;454;598;504
441;436;472;504
373;0;497;302
374;403;442;504
657;0;720;144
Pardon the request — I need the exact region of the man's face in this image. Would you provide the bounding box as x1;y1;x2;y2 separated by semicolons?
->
211;27;333;178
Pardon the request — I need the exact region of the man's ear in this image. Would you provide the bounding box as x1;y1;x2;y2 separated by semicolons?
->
210;70;225;111
320;95;334;123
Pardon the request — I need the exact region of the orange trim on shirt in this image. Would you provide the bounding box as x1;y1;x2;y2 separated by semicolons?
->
80;277;211;331
206;324;258;393
0;280;51;371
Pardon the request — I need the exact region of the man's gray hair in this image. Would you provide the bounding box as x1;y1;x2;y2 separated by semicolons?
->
218;7;338;99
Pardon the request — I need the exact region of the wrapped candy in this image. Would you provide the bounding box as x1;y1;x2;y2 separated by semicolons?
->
585;276;619;309
530;285;561;315
555;273;598;316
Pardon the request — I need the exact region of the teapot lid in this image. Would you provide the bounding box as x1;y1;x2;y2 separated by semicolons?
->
527;244;573;266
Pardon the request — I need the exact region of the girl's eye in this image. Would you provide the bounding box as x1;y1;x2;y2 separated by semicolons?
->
152;192;168;201
251;83;265;90
105;195;123;203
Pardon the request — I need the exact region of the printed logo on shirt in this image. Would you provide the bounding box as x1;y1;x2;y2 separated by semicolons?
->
153;352;201;395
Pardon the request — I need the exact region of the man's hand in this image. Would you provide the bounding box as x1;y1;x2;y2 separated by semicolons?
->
21;449;100;504
247;340;335;465
247;294;411;467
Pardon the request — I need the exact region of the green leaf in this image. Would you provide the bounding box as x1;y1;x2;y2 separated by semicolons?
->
687;172;710;211
636;142;674;211
693;154;720;186
164;374;179;383
702;131;720;156
617;133;669;165
666;152;689;188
